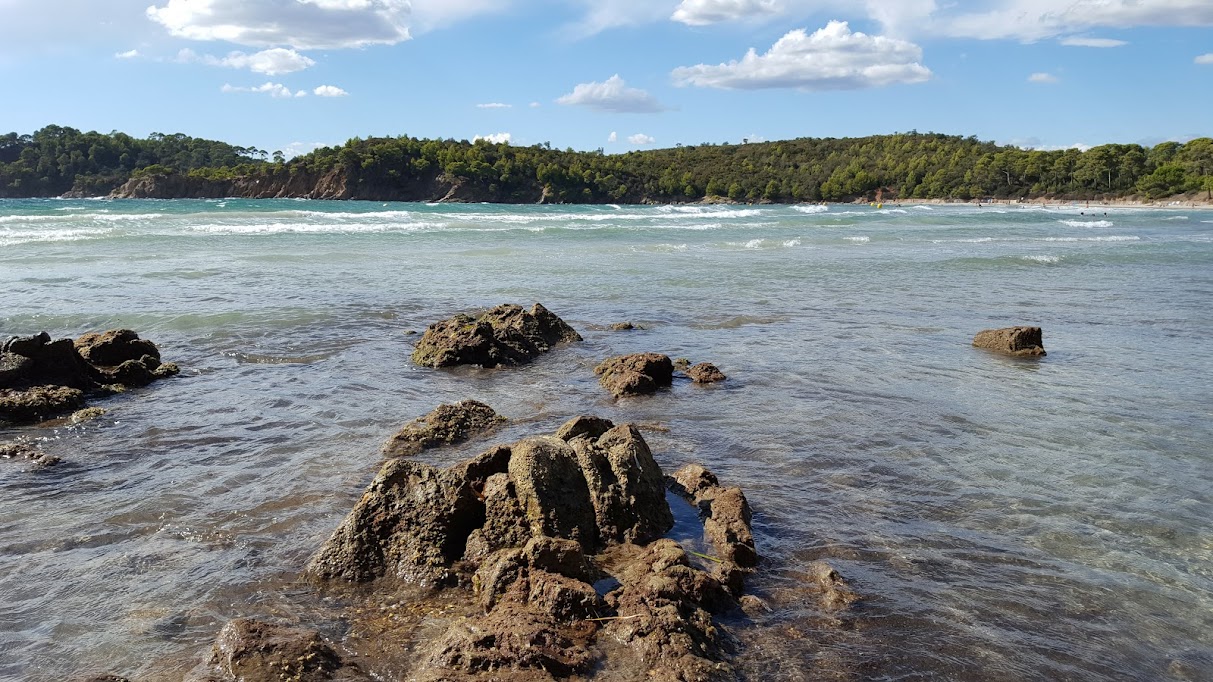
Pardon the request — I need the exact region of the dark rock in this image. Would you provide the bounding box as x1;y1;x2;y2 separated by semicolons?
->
569;424;674;546
71;676;131;682
417;606;595;680
526;569;605;621
685;362;727;384
594;353;674;398
200;618;369;682
522;536;595;583
670;464;759;579
411;303;581;368
381;400;506;458
673;357;691;371
508;437;599;549
608;322;636;331
803;561;861;610
972;326;1046;356
463;471;532;563
554;414;615;442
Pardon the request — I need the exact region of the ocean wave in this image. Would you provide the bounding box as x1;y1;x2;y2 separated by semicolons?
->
187;222;433;235
930;237;997;243
1022;254;1062;263
1060;219;1114;228
913;205;934;211
0;227;115;246
792;205;828;214
1162;216;1189;221
0;214;66;223
1039;236;1140;242
783;238;802;247
844;236;870;243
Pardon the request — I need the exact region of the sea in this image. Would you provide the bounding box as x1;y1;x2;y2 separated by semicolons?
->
1;198;1210;681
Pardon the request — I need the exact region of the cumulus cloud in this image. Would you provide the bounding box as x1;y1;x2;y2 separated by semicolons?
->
671;21;931;90
178;47;316;75
608;131;619;143
476;102;512;109
147;0;411;49
1197;53;1213;64
557;74;666;113
672;0;781;26
1060;36;1127;47
221;82;306;98
628;133;656;145
114;49;140;59
473;132;512;143
313;84;349;96
1028;72;1059;83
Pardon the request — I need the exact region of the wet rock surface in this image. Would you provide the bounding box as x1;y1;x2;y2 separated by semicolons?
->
286;418;757;680
0;437;61;467
0;329;178;424
411;303;582;368
684;362;727;384
381;400;506;458
972;326;1046;357
594;353;674;398
669;464;758;595
186;618;370;682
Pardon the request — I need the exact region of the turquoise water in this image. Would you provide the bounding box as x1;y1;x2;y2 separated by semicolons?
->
1;198;1211;680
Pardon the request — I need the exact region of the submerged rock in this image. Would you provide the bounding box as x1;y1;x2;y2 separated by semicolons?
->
0;438;61;467
411;303;582;368
685;362;727;384
669;464;759;595
972;326;1046;357
381;400;506;458
0;329;178;424
188;618;370;682
594;352;674;398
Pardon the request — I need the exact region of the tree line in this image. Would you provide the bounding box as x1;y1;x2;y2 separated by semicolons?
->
3;125;1211;203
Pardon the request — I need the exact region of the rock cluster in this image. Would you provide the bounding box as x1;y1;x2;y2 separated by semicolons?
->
292;417;755;680
972;326;1046;357
685;362;727;384
411;304;582;368
381;400;506;458
0;329;178;425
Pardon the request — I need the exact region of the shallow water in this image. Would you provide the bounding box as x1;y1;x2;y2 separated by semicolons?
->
1;199;1211;680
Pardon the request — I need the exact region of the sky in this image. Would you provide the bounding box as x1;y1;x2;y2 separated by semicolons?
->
1;0;1211;157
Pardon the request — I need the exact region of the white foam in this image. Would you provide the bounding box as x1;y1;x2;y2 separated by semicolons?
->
793;205;828;214
930;237;997;244
1060;219;1114;228
783;238;801;247
1022;255;1062;263
0;227;115;246
844;236;870;243
913;205;934;211
1039;236;1140;242
0;214;65;223
1162;216;1189;221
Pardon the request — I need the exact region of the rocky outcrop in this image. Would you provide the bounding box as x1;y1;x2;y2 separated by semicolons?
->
1;438;61;466
411;304;582;369
972;326;1046;357
186;618;371;682
299;418;752;680
594;353;674;398
669;464;758;595
381;400;506;458
685;362;727;384
0;330;178;424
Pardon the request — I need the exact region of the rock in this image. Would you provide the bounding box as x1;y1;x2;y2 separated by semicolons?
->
673;357;691;371
569;424;674;546
307;452;507;587
463;472;532;563
199;618;369;682
803;561;861;610
69;406;107;424
670;464;759;586
411;303;581;368
74;329;160;367
508;437;599;549
381;400;506;458
608;322;636;331
972;326;1046;357
417;606;596;680
594;353;674;398
70;676;131;682
0;438;62;467
0;329;177;424
554;414;615;442
685;362;727;384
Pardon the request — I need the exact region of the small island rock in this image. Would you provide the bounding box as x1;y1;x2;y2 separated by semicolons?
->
594;353;674;398
411;303;581;368
972;326;1046;357
685;362;727;383
381;400;506;458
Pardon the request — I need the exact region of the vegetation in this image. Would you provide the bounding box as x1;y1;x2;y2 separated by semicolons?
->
4;125;1212;203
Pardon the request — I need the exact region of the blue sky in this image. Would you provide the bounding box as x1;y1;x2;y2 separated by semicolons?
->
2;1;1211;157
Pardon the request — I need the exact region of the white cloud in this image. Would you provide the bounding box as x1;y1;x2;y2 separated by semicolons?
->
529;101;542;108
221;82;304;98
672;0;781;26
671;21;931;90
476;102;512;109
1060;36;1127;47
608;131;619;143
628;133;656;145
565;0;679;37
939;1;1213;42
473;132;512;143
147;0;411;49
1197;53;1213;64
178;47;316;75
313;84;349;97
557;74;666;113
1028;72;1059;83
282;141;332;158
114;49;140;59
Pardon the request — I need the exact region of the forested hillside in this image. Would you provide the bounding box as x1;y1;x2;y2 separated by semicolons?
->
3;125;1211;203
